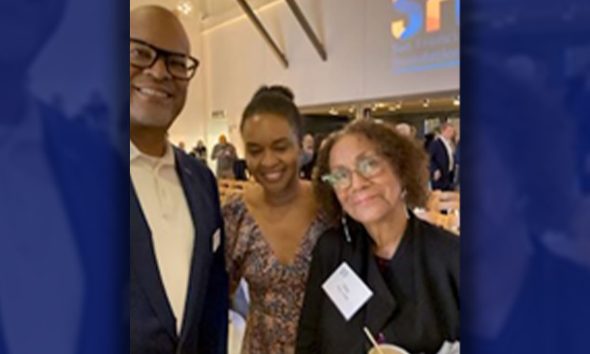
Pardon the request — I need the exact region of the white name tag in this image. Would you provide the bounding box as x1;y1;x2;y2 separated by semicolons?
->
322;262;373;321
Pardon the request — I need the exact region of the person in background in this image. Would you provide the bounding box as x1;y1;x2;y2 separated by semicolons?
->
423;130;436;152
129;6;227;353
223;85;329;354
300;133;316;180
233;158;249;181
177;140;186;151
428;122;456;191
190;139;208;165
296;120;459;354
394;122;412;137
211;134;237;179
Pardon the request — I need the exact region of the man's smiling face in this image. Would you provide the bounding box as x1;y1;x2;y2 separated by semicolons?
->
129;7;191;130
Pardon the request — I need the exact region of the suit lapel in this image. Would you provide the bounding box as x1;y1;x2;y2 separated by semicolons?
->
129;149;216;344
174;151;212;341
439;139;450;173
130;184;177;340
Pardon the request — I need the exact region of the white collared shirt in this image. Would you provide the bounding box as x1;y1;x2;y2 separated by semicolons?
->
130;141;194;333
439;136;455;172
0;101;82;354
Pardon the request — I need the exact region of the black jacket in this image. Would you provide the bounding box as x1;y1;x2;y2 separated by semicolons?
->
429;138;455;191
130;149;228;354
296;213;460;354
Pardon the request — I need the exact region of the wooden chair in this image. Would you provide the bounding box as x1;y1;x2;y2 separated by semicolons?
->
418;190;461;235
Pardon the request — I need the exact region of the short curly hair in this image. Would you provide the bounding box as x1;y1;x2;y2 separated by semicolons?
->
313;119;430;223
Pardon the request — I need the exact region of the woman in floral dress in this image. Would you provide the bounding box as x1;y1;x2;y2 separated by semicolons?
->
223;86;329;354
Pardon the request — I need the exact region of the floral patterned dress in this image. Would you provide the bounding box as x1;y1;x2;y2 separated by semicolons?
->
223;194;329;354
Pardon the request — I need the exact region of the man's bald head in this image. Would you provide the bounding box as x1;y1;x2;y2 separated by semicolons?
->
130;5;190;55
129;5;194;140
395;123;412;137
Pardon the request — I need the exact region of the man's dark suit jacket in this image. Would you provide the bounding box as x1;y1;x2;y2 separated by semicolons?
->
429;138;455;191
131;149;228;354
296;214;460;354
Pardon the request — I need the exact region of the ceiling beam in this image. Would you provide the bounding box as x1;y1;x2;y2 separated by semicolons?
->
235;0;289;68
285;0;327;61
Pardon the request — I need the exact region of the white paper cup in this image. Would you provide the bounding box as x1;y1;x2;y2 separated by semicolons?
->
367;343;410;354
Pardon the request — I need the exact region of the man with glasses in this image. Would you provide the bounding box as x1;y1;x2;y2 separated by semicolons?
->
130;6;228;354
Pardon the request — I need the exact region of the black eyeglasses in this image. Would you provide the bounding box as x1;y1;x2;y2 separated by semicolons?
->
130;38;199;80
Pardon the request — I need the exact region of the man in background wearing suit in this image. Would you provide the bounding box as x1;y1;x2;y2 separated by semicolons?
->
429;122;457;191
130;6;228;353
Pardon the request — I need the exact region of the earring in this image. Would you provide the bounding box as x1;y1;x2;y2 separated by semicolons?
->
341;214;352;243
401;189;410;219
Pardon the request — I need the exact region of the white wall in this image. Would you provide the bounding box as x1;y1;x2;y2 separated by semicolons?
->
202;0;460;154
129;0;460;157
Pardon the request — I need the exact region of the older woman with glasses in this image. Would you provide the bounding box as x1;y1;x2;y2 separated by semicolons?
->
296;120;460;354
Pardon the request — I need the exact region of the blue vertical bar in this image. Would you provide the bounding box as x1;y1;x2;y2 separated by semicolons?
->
0;1;127;353
462;0;590;353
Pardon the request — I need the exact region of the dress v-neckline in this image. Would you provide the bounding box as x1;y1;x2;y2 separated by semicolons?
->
243;200;318;267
